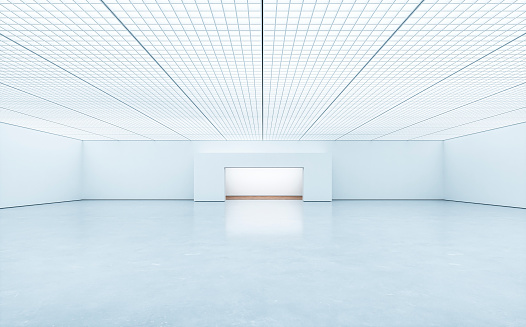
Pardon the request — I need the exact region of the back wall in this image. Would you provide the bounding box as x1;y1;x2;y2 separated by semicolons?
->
82;140;443;200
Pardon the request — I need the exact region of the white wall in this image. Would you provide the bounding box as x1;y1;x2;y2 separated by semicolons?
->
82;141;194;199
82;140;444;201
444;123;526;208
5;123;523;205
82;141;331;200
193;141;330;154
194;141;443;200
333;141;444;199
225;168;303;196
0;123;82;208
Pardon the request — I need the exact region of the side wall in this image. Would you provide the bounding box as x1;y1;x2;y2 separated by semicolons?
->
444;123;526;208
0;124;82;208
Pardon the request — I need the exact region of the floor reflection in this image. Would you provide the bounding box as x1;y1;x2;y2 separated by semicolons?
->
2;200;526;326
225;200;303;238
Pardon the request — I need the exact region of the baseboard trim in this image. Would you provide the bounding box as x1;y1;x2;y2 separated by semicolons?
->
0;199;81;210
444;199;526;210
226;196;303;200
3;199;523;210
82;199;193;201
332;199;443;201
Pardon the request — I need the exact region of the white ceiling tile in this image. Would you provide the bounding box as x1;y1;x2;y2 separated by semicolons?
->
0;0;524;140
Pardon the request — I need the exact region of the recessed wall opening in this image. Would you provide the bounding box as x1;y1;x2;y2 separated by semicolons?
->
225;167;303;200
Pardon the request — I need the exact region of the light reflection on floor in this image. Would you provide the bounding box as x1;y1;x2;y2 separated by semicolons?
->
225;200;303;238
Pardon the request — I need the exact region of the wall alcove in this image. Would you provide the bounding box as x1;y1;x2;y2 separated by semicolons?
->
194;153;332;202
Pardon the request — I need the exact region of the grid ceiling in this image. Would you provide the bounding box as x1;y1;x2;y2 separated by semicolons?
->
1;0;525;141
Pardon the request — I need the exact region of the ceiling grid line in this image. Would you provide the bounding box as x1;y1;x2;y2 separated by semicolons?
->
412;105;526;140
299;0;426;140
336;30;526;140
0;32;184;140
274;0;331;138
286;1;398;137
277;0;340;137
99;0;225;139
0;81;153;139
0;106;116;140
374;80;526;139
153;1;242;136
0;0;524;141
266;0;316;139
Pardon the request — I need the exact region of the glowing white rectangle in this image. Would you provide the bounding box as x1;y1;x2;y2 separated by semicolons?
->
225;167;303;196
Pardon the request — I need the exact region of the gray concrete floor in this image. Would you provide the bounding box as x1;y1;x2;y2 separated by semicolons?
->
0;200;525;326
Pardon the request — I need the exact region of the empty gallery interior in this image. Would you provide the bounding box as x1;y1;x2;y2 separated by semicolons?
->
1;0;525;326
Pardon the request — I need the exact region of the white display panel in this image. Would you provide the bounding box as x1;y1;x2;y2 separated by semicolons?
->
225;168;303;196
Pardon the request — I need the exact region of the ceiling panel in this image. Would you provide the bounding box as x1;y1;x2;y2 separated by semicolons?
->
0;0;525;141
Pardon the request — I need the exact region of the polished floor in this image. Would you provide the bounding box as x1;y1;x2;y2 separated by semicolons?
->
1;200;525;327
